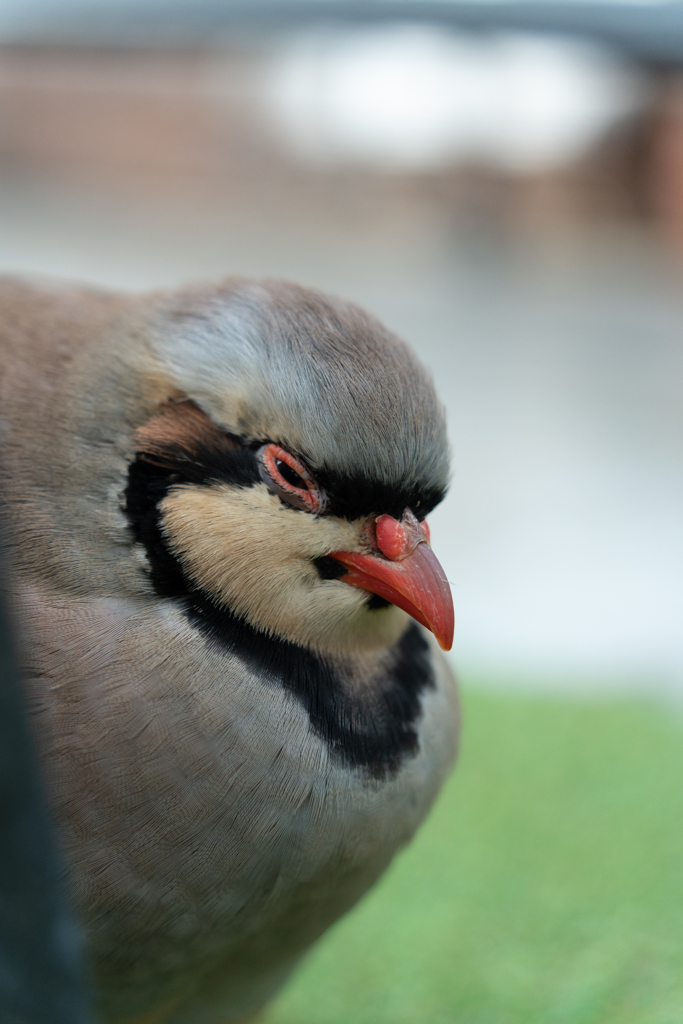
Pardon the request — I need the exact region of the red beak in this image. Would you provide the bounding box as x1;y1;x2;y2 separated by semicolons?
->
330;513;454;651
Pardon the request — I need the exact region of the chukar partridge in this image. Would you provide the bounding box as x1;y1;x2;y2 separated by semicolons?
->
0;276;459;1024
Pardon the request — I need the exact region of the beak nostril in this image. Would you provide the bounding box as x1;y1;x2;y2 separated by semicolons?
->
376;514;420;561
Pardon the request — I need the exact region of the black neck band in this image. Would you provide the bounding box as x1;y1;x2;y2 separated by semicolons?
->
124;457;434;778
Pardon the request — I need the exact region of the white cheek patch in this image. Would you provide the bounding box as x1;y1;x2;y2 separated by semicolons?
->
158;481;406;654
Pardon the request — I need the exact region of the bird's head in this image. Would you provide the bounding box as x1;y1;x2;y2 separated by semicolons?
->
128;278;453;656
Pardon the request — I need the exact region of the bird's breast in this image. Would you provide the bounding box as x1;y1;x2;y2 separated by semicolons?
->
19;583;458;1021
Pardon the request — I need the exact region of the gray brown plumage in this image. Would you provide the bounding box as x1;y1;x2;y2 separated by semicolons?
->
0;275;459;1024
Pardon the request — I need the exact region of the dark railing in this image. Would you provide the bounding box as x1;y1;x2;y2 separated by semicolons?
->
6;0;683;65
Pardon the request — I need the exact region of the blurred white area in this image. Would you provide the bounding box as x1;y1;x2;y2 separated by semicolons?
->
267;27;647;171
0;21;679;692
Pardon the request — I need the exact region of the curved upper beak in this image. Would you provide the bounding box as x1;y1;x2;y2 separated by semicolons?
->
330;514;454;651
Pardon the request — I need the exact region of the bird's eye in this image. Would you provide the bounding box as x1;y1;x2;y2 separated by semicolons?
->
257;443;323;513
275;459;304;489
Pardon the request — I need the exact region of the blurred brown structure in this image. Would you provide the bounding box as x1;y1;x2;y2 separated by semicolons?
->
648;73;683;250
0;40;678;241
0;45;261;190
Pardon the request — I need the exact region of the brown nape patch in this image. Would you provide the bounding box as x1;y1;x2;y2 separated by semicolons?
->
134;399;238;468
130;399;260;495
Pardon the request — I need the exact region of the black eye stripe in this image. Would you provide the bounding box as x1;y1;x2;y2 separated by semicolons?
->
276;459;305;489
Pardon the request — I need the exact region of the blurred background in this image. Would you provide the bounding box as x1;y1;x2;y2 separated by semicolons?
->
1;3;682;1022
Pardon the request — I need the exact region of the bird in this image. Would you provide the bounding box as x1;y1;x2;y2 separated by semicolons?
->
0;274;459;1024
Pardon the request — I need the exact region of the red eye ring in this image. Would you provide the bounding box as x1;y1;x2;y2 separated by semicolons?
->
258;443;323;513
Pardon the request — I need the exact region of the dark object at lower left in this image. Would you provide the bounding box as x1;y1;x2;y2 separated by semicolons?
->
0;545;96;1024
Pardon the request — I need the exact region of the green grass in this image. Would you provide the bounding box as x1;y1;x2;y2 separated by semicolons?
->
262;689;683;1024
